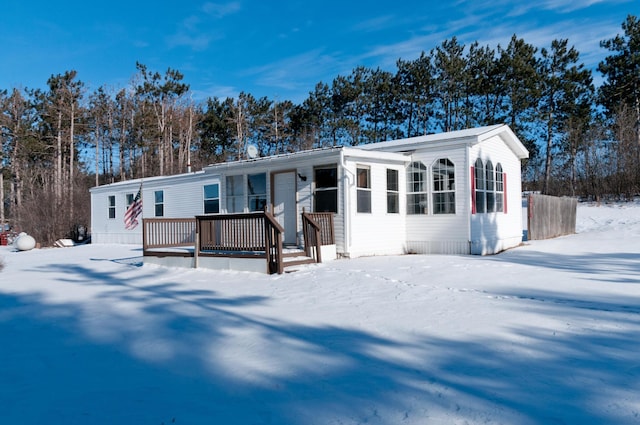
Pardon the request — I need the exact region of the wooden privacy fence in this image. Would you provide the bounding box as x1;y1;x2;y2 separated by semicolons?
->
527;194;577;240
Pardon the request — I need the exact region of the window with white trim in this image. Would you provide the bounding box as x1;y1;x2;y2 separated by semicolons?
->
356;166;371;213
474;159;486;214
486;160;496;213
496;163;504;212
154;190;164;217
386;169;399;214
407;161;428;214
226;175;244;213
248;173;267;212
432;158;456;214
203;184;220;214
108;195;116;219
314;165;338;213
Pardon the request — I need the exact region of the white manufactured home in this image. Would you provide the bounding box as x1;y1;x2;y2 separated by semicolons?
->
90;124;528;272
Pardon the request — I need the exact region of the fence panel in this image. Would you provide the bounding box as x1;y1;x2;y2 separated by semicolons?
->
527;194;577;240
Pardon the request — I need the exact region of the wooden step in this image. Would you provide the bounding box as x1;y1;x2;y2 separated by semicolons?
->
284;257;316;267
282;249;307;258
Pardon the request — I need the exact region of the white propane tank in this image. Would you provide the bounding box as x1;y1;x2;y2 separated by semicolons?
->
14;233;36;251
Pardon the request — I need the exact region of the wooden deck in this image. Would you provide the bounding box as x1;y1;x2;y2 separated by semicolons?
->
142;211;335;274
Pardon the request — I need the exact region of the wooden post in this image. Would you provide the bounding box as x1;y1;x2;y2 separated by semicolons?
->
194;217;200;268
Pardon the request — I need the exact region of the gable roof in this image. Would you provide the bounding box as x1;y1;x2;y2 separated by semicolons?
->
359;124;529;159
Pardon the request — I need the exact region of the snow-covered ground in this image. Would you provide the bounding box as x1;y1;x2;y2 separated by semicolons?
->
1;203;639;425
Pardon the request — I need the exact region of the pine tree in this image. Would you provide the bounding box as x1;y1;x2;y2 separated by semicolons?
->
538;39;593;194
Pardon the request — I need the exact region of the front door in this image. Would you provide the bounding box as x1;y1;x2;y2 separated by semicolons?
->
272;172;297;245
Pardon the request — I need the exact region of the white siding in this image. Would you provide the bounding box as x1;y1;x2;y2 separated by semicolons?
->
209;152;347;252
342;159;407;258
404;145;471;255
300;160;346;255
90;172;220;244
91;181;143;244
294;162;345;254
469;134;524;254
91;127;527;260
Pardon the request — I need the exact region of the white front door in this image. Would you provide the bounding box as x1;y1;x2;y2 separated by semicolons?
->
273;172;297;245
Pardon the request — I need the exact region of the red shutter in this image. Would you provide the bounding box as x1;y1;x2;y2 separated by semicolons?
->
503;172;508;214
471;166;476;214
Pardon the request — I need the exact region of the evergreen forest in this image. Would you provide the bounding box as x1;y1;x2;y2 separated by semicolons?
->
1;15;639;245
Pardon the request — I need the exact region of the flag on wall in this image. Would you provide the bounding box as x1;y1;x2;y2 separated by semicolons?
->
124;185;142;230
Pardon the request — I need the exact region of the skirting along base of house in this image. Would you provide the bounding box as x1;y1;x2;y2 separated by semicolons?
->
405;240;471;255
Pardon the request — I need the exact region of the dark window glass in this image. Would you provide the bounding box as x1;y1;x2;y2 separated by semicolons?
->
356;167;371;213
314;166;338;213
407;162;427;214
432;158;455;214
387;169;399;214
154;190;164;217
108;195;116;219
248;173;267;212
204;184;220;214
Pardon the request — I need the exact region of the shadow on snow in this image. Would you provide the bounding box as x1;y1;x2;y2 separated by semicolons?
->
0;257;639;424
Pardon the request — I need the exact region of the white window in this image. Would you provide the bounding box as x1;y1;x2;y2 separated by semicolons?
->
356;166;371;213
247;173;267;212
226;175;244;213
154;190;164;217
203;184;220;214
486;161;496;213
496;164;504;212
386;169;399;214
407;161;428;214
108;195;116;219
314;166;338;213
474;159;485;214
432;158;455;214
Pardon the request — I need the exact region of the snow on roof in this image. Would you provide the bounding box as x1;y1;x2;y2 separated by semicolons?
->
202;145;409;173
359;124;529;159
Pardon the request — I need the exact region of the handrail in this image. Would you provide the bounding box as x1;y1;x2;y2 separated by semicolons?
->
301;212;322;263
303;212;335;245
263;211;285;274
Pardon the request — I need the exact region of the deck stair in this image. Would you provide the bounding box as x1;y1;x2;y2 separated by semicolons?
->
142;211;335;274
282;247;317;269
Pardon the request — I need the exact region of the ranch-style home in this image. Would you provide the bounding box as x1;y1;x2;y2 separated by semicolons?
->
90;124;528;273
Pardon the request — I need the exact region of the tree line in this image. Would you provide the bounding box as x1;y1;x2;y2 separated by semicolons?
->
1;15;638;245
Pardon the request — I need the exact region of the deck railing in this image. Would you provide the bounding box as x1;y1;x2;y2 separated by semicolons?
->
301;211;335;263
303;212;335;245
197;212;266;252
143;218;196;251
143;210;333;275
195;211;284;274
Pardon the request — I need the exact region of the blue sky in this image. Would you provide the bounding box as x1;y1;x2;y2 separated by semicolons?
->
1;0;637;103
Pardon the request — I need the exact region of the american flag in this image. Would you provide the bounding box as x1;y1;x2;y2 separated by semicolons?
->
124;186;142;230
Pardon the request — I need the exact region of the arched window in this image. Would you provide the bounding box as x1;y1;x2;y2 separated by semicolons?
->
474;158;485;213
486;160;495;213
407;161;428;214
433;158;455;214
496;163;504;212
